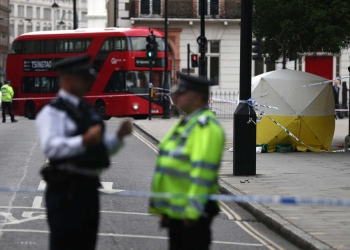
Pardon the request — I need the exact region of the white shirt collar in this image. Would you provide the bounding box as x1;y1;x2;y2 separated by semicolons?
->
58;89;81;107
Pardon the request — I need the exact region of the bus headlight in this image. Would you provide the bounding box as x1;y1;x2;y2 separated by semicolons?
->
132;103;139;111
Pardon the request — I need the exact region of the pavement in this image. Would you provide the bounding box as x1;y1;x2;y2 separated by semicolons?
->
133;116;350;250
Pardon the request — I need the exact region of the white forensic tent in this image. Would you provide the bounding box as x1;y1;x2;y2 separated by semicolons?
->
252;69;335;152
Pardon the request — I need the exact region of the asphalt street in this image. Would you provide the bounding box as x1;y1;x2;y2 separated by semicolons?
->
0;116;300;250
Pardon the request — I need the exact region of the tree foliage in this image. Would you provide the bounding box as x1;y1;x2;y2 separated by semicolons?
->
253;0;350;61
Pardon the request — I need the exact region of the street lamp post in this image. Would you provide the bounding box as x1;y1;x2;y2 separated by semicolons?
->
52;2;60;30
162;0;170;119
73;0;77;29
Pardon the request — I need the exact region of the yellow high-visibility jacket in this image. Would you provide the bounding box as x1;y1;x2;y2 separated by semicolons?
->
1;84;14;102
150;108;225;220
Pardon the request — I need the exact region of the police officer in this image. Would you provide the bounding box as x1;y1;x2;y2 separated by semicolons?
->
150;72;225;250
1;79;18;123
36;54;132;250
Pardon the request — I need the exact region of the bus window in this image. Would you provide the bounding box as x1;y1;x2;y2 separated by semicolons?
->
129;37;166;51
103;71;125;93
57;40;69;53
100;38;114;52
24;40;41;54
114;37;128;51
9;41;24;54
92;38;114;72
41;40;56;53
22;77;59;93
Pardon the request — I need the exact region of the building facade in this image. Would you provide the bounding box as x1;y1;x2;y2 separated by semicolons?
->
0;0;10;82
9;0;88;46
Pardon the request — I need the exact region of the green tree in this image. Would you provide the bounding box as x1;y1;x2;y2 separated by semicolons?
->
253;0;350;67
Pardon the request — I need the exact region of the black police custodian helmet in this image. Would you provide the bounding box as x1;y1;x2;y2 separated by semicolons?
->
54;54;97;81
175;72;216;94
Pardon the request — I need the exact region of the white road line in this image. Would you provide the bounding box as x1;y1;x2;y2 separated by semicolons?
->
0;206;151;216
100;182;113;190
31;197;42;209
38;181;46;191
222;202;278;250
0;229;263;246
242;222;285;250
132;131;159;154
220;201;242;220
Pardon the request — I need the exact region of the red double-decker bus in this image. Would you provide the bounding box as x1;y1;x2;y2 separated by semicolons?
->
6;27;171;120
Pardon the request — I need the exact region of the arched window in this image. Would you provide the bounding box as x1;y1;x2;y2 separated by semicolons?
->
36;22;40;31
18;21;24;36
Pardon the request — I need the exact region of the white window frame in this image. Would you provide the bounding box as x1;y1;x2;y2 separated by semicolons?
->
140;0;162;16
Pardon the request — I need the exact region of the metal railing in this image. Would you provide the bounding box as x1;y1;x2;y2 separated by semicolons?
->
209;91;238;117
130;0;241;19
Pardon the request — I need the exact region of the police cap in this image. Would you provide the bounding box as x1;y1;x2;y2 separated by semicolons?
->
54;54;97;80
4;79;11;84
175;72;215;94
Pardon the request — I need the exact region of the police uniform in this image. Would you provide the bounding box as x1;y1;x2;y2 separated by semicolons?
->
36;55;123;250
1;79;18;123
150;73;225;250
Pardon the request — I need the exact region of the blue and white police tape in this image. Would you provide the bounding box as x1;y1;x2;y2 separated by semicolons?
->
1;185;350;207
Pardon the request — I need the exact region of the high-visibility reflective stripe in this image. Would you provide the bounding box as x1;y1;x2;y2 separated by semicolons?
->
191;177;214;188
156;166;215;188
159;150;190;161
152;200;185;213
189;198;205;213
192;161;219;171
156;166;189;179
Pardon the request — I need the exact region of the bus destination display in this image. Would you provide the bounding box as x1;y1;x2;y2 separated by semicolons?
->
24;59;54;72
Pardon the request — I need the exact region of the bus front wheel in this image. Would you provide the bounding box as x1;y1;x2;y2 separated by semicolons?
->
25;101;36;120
95;101;111;120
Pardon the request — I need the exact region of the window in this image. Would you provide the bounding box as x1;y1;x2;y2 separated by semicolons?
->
140;0;161;15
44;8;51;20
104;71;126;93
41;40;56;53
129;37;164;51
27;6;33;18
36;23;40;31
27;24;33;33
82;12;87;21
10;4;14;17
36;7;40;19
24;40;40;54
199;0;219;17
9;21;14;37
199;41;220;84
18;5;24;17
22;77;59;94
9;41;23;54
18;22;24;36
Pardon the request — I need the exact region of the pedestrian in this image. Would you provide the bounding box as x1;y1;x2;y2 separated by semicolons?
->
1;79;18;123
332;80;343;119
149;72;225;250
35;54;132;250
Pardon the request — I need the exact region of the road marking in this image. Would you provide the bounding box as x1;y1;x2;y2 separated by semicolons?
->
222;202;286;250
0;212;17;222
38;181;46;191
242;221;285;250
132;131;159;154
31;196;42;209
0;229;263;246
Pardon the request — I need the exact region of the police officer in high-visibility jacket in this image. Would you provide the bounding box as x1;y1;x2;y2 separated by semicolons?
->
1;79;18;123
150;72;225;250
